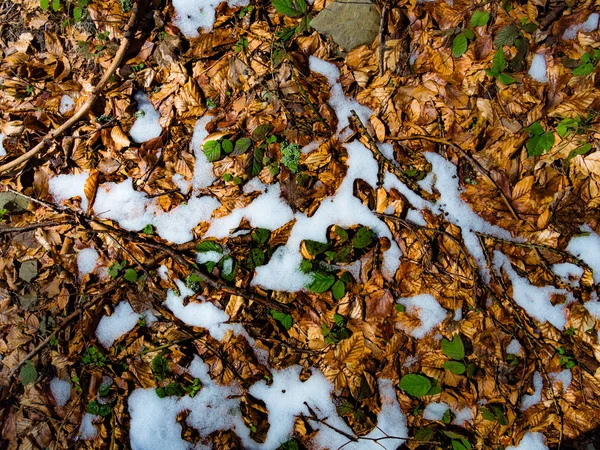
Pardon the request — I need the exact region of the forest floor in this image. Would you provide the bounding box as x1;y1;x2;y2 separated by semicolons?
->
1;0;600;449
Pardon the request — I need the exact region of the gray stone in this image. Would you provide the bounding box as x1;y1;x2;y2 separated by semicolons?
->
0;191;30;213
19;260;38;282
19;291;38;311
310;0;380;51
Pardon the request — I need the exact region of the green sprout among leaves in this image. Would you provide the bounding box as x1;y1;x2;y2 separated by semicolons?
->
281;142;301;173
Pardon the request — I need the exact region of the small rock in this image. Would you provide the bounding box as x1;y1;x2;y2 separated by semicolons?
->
310;0;380;51
19;260;38;282
0;191;30;213
19;291;38;310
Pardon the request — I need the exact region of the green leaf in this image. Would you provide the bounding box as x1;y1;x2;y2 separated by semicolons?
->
463;28;475;40
40;0;50;10
470;10;490;27
203;140;221;162
195;240;223;253
335;226;348;242
250;247;265;267
251;146;265;176
452;440;468;450
443;361;466;375
481;407;496;421
352;226;374;249
442;334;465;360
252;123;274;141
452;33;468;58
333;313;345;327
73;6;83;21
142;224;154;235
272;0;307;17
497;72;516;85
307;272;335;293
573;62;594;77
332;280;345;300
494;24;519;47
20;361;37;386
124;268;138;282
252;228;270;245
491;49;507;73
151;354;170;380
415;427;434;441
568;143;592;159
304;240;329;256
399;374;432;397
395;304;405;313
221;139;234;154
234;137;252;154
52;0;60;12
526;132;554;156
270;310;293;330
525;121;544;136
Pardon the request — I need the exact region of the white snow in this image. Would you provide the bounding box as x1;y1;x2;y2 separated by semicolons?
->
549;369;572;392
507;431;549;450
79;413;99;440
396;294;447;339
171;173;191;194
96;302;154;348
94;178;220;244
566;226;600;284
50;378;71;407
77;248;99;276
506;338;522;355
493;252;568;329
423;401;449;420
59;94;75;114
552;262;584;286
563;13;599;39
172;0;250;37
309;56;372;138
129;359;407;450
130;92;162;143
0;133;6;157
521;371;543;410
529;54;548;83
191;116;217;191
49;172;90;211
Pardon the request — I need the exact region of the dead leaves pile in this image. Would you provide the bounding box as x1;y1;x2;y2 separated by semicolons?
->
1;0;600;449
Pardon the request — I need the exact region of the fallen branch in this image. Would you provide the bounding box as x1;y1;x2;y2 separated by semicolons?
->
0;2;140;175
385;134;521;220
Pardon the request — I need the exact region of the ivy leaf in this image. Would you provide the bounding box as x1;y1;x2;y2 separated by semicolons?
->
307;272;335;293
234;137;252;154
332;280;345;300
203;140;221;162
443;361;466;375
573;62;594;77
20;361;37;386
352;227;374;249
494;24;519;47
452;33;468;58
568;143;592;159
272;0;307;17
270;310;293;330
470;10;490;27
221;139;234;154
124;268;138;282
399;374;432;397
526;132;554;157
442;334;465;360
252;228;271;245
195;240;223;253
497;72;516;85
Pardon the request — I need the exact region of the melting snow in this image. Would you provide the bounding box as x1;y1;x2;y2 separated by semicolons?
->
0;133;6;157
50;378;71;407
529;54;548;83
507;431;549;450
95;302;155;348
130;92;162;143
396;294;447;339
521;371;543;410
59;94;75;114
77;248;99;276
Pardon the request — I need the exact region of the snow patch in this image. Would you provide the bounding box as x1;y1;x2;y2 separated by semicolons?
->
566;226;600;284
172;0;250;37
521;371;543;410
396;294;447;339
50;378;71;407
0;133;6;157
507;431;549;450
59;94;75;114
552;262;584;286
49;172;90;211
529;54;548;83
191;116;217;191
130;92;162;143
506;338;522;355
549;369;572;392
563;13;599;40
96;302;154;348
79;413;99;440
77;248;99;276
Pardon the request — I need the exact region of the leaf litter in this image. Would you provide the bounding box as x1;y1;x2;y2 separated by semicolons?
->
1;0;600;449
